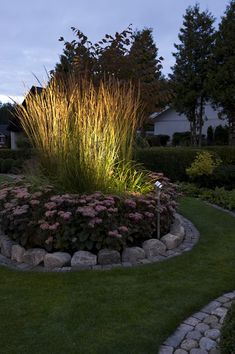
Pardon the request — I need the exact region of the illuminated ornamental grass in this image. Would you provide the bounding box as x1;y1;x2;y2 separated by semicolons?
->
16;76;154;194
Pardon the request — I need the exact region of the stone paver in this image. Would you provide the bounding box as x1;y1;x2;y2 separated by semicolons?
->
158;291;235;354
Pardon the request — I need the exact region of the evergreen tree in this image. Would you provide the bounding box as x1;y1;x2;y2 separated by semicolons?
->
129;28;164;125
209;0;235;145
170;4;215;146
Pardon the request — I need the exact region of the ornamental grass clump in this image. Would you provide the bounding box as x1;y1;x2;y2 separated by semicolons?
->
16;75;153;194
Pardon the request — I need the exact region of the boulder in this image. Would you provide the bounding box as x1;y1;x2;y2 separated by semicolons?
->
161;233;181;250
142;239;166;258
122;247;145;264
1;237;16;258
97;249;121;265
11;244;25;263
170;223;185;241
22;248;47;266
71;251;97;267
44;252;71;269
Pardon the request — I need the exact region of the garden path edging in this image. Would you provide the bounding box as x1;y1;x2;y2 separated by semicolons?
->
159;290;235;354
0;214;199;272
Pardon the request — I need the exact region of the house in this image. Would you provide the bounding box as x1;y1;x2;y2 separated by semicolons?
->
8;86;43;149
151;103;227;142
0;125;10;148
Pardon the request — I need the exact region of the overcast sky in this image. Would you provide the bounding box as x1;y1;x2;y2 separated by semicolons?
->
0;0;228;103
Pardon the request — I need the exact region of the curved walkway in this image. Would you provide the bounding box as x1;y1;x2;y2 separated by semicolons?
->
159;293;235;354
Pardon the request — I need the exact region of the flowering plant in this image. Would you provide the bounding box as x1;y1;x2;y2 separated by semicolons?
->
0;176;177;253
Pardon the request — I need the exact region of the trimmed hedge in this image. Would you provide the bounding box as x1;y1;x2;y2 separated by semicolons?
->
135;146;235;182
0;149;32;160
0;158;23;173
220;302;235;354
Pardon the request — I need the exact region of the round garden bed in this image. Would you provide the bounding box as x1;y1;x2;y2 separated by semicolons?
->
0;176;200;271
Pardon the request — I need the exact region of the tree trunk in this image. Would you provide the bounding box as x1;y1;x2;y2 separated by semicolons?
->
190;121;197;147
198;98;204;148
229;113;235;145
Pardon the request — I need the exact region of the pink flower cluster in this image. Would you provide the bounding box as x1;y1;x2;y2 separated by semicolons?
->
0;175;178;253
128;212;143;222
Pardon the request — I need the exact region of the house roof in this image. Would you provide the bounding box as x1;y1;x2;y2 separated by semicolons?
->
8;86;43;132
150;106;171;121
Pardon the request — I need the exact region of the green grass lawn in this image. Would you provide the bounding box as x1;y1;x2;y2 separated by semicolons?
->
0;198;234;354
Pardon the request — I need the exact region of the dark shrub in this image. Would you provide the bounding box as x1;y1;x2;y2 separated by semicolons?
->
220;302;235;354
136;146;235;183
136;147;200;181
199;165;235;190
0;158;23;173
0;149;32;160
147;135;170;147
207;125;214;145
214;125;229;145
172;132;191;146
205;146;235;165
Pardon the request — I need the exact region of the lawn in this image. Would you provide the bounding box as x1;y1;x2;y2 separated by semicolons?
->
0;198;234;354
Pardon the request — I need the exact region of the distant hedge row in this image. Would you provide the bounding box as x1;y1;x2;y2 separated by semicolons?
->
135;146;235;182
0;149;32;160
0;149;33;174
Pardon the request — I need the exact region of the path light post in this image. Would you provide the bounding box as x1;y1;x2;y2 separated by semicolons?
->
155;181;163;239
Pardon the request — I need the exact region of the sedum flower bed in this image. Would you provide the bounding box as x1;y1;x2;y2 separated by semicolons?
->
0;176;177;254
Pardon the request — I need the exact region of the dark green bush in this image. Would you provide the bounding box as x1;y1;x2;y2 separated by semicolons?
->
0;149;32;160
207;126;214;145
0;158;24;173
135;147;200;181
214;125;229;145
194;164;235;190
205;146;235;164
135;146;235;183
172;132;191;146
147;135;170;147
220;302;235;354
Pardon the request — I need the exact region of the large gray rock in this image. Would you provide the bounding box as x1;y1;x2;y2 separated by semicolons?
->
181;338;198;350
0;234;7;247
22;248;47;266
161;233;181;250
44;252;71;269
171;224;185;241
142;238;166;258
122;247;145;264
199;337;216;351
11;244;25;263
97;249;121;265
1;237;16;258
71;251;97;267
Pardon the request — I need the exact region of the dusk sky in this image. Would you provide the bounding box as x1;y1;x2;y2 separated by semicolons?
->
0;0;228;103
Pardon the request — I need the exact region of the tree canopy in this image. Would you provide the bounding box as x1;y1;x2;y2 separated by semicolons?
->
209;0;235;145
170;3;215;146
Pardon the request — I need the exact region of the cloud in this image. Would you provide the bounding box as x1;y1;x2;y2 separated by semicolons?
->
0;0;227;97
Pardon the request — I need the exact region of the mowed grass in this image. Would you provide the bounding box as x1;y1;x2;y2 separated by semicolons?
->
0;198;234;354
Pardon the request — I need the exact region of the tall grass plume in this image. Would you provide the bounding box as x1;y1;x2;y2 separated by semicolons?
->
16;75;154;194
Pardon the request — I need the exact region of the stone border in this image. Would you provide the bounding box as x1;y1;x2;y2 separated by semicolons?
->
204;201;235;218
159;291;235;354
0;214;199;272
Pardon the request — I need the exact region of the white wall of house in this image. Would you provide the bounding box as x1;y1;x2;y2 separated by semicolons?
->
10;131;23;150
153;104;226;138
